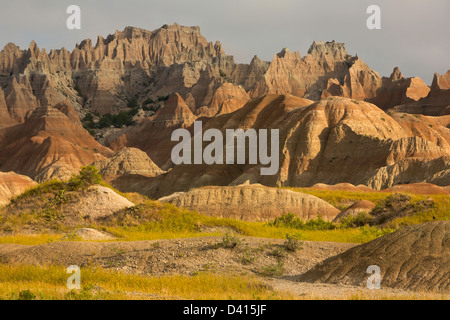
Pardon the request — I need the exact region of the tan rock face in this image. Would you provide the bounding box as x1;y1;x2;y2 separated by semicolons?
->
248;43;381;101
62;185;134;220
0;24;234;118
109;95;450;198
370;67;431;110
0;172;37;206
198;83;250;117
158;184;340;221
0;25;412;124
153;93;197;127
93;147;164;180
431;70;450;91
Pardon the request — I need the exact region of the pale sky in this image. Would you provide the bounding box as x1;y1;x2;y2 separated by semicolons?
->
0;0;448;84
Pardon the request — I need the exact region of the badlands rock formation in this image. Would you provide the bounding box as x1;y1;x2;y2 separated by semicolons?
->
386;70;450;116
93;147;164;180
0;105;112;181
110;95;450;198
2;23;438;125
0;23;448;195
0;172;37;206
158;184;340;221
298;221;450;292
371;68;431;109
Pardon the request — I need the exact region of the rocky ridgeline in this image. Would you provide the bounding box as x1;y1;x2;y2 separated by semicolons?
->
1;23;447;125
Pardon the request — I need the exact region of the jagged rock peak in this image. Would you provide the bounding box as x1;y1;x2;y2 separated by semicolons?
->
2;42;21;52
390;67;404;81
431;70;450;91
307;40;348;60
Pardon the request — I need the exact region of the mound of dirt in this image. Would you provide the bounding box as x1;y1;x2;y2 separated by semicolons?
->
298;221;450;292
63;185;134;220
309;183;375;192
333;200;376;223
158;183;340;221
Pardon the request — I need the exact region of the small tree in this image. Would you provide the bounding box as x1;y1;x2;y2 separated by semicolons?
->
68;165;103;190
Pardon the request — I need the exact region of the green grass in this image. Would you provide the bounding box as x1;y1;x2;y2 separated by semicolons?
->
284;187;450;225
284;187;390;210
0;264;293;300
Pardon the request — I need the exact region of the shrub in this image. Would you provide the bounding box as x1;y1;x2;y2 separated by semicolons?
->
127;98;138;109
268;213;335;230
215;232;241;249
340;212;374;228
18;290;36;300
284;233;303;252
268;213;304;229
74;84;82;96
68;166;103;191
219;69;227;78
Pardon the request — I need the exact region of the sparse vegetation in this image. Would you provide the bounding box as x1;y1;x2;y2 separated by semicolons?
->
340;212;374;228
268;213;335;231
259;260;284;277
214;232;242;249
0;264;292;300
284;233;303;252
219;69;227;78
74;84;82;97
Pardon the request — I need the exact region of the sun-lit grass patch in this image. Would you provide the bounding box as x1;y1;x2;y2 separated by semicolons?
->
0;264;294;300
283;187;390;210
285;187;450;225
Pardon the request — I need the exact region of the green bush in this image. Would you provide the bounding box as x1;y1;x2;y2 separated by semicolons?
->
68;166;103;191
268;213;304;229
18;290;36;300
340;212;374;228
268;213;335;231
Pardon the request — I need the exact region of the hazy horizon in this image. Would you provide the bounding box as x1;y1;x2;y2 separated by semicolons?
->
1;0;449;84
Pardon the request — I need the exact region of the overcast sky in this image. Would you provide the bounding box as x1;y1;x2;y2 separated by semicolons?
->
1;0;448;84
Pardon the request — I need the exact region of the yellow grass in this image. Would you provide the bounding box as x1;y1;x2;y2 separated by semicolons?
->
0;264;294;300
0;264;446;300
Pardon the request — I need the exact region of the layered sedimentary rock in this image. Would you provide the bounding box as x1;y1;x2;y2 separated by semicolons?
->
0;105;113;180
0;24;418;125
108;95;450;198
93;147;164;180
385;69;450;116
298;221;450;292
248;42;382;102
0;172;37;206
370;67;431;110
158;184;340;221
